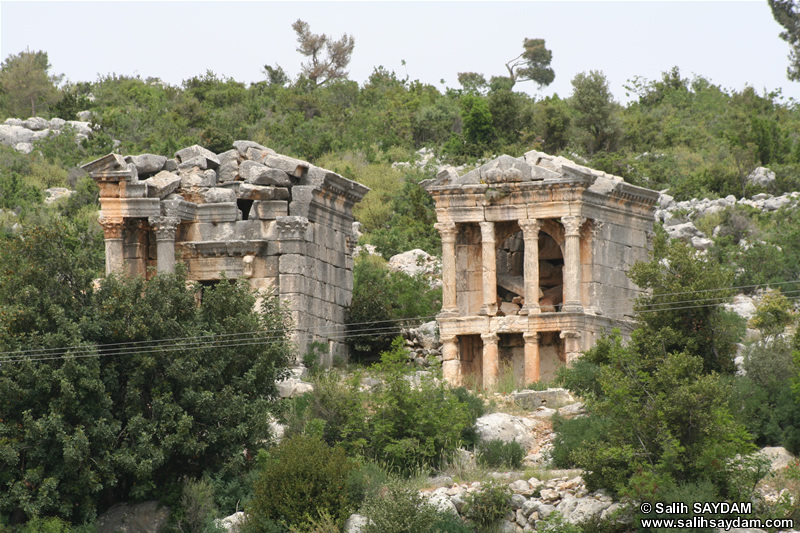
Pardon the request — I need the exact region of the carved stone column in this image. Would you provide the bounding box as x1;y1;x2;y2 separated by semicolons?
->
523;332;540;384
561;216;584;312
518;219;543;315
441;335;461;385
560;330;582;366
99;216;125;275
148;216;180;274
481;332;499;389
434;222;458;316
478;221;497;316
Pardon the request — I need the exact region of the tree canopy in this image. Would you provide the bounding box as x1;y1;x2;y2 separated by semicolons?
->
291;19;355;87
0;49;62;118
769;0;800;81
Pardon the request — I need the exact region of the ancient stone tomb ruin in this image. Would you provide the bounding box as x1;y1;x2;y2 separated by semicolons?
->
423;152;659;387
82;142;369;359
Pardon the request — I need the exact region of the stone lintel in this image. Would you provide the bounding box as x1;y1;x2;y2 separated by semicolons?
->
98;198;161;219
195;203;238;223
161;198;197;221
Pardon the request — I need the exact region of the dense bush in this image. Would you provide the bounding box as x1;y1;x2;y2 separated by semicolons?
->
362;483;470;533
346;255;440;362
0;224;293;523
249;435;357;531
463;481;511;529
475;439;525;470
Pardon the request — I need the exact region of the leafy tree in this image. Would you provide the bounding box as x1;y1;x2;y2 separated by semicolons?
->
262;64;291;88
570;70;622;154
460;95;494;154
769;0;800;81
503;38;555;89
0;223;292;523
456;72;488;95
628;229;744;374
0;49;62;118
291;19;355;87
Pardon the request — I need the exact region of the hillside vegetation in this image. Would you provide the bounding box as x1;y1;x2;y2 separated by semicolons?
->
2;41;800;532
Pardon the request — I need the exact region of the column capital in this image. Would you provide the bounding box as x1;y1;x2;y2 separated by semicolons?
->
440;334;459;344
148;216;180;241
518;218;543;238
99;217;124;239
523;332;540;342
560;330;581;340
481;332;499;345
434;221;457;241
589;219;604;239
561;216;584;236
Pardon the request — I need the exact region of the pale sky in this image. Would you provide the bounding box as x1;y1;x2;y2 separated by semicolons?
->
1;1;798;104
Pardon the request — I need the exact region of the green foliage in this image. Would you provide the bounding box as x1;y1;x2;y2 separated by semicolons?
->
750;290;794;336
550;414;611;469
570;70;621;154
0;49;61;118
536;511;582;533
475;439;525;470
362;482;466;533
556;332;757;500
460;95;495;155
629;229;743;373
463;480;511;528
450;386;485;449
174;478;220;533
249;435;357;530
768;0;800;81
346;255;440;361
506;38;555;89
368;338;472;474
0;224;292;522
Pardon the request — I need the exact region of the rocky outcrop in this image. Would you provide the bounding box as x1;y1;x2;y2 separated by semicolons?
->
1;116;94;152
96;501;169;533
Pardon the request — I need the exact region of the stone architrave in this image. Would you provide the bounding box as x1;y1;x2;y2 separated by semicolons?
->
434;222;458;316
441;335;461;385
561;216;584;312
148;216;180;273
560;330;582;365
518;219;543;315
481;332;500;389
479;222;498;316
99;217;125;275
523;332;540;383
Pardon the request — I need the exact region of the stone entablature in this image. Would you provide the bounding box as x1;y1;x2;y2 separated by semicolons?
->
423;151;658;388
82;143;369;360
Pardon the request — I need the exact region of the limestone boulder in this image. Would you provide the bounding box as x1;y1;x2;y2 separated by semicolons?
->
264;154;309;178
758;446;795;471
200;187;237;204
65;120;93;136
215;511;245;532
175;144;220;169
180;169;217;189
96;501;170;533
388;249;441;278
0;125;34;145
343;514;369;533
49;117;66;129
129;154;167;175
747;167;776;188
178;155;208;171
233;140;275;159
23;117;49;130
512;389;575;410
240;161;292;186
475;412;541;449
144;171;181;199
14;142;32;154
724;294;757;321
557;495;611;525
277;378;314;398
44;187;74;204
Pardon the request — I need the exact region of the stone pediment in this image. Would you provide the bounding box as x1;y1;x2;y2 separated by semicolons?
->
81;153;137;181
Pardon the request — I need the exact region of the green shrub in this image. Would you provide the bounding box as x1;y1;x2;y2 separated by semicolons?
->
368;338;472;474
476;439;525;470
249;435;357;530
550;414;612;469
173;478;220;533
362;483;466;533
451;386;485;449
536;511;582;533
463;481;511;529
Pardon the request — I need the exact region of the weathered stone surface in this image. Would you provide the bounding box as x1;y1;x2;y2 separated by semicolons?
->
747;166;776;188
96;501;169;533
388;249;441;278
144;171;181;199
23;117;49;130
0;125;34;145
178;155;208;171
758;446;795;471
343;514;369;533
175;144;220;169
180;169;217;188
233;140;274;159
512;389;575;410
14;142;32;154
128;154;167;175
200;187;237;204
240;161;293;186
265;154;309;178
44;187;73;204
475;413;540;449
215;511;245;532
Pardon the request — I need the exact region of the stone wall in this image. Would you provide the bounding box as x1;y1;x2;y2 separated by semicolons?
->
83;142;369;359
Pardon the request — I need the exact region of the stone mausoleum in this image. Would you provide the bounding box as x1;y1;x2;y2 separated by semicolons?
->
423;151;659;387
83;142;369;360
